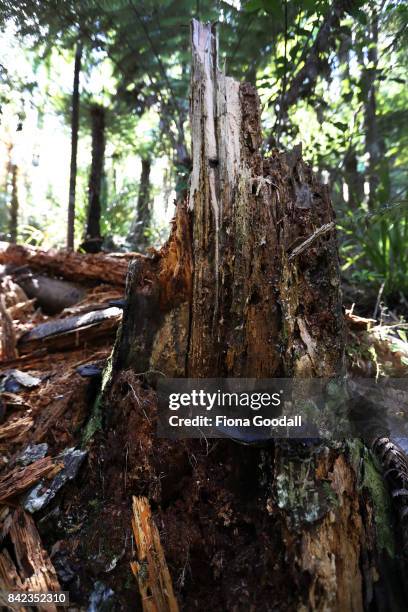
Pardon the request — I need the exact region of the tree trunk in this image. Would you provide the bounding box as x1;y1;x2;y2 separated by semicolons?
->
344;148;365;209
67;41;82;250
360;7;388;209
82;104;106;253
9;164;18;244
93;20;406;611
129;157;152;252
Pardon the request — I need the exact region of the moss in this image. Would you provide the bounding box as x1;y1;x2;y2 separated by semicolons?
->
347;440;395;557
82;392;103;445
362;448;395;558
347;439;364;476
81;350;114;446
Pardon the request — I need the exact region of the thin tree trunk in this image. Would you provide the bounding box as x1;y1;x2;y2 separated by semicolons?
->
9;164;18;243
67;41;82;250
361;6;387;209
344;148;365;208
130;158;152;252
82;104;106;253
339;35;365;209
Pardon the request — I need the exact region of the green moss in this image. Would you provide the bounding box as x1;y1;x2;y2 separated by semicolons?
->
82;392;103;445
347;439;364;475
362;448;395;557
81;350;114;446
347;440;395;557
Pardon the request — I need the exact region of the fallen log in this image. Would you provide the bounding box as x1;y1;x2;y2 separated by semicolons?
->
0;242;142;286
12;270;86;315
0;508;60;611
18;306;122;354
131;496;179;612
0;456;61;503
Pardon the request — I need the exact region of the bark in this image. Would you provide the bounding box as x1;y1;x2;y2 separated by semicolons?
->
67;41;82;250
339;35;365;209
344;148;365;208
100;20;406;611
130;158;152;252
9;163;18;243
82;104;106;253
0;285;17;361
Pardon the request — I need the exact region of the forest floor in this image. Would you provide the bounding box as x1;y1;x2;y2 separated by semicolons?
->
1;244;408;610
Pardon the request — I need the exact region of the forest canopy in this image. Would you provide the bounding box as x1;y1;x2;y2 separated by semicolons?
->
0;0;407;307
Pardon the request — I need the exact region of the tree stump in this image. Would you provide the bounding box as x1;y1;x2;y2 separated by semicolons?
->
102;20;406;611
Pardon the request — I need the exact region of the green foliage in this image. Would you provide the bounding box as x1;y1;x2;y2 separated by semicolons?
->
100;180;138;238
341;204;408;298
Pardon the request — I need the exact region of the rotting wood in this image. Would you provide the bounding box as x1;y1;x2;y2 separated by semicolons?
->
101;20;406;611
0;349;47;369
0;456;61;503
18;306;122;354
0;288;17;362
345;309;377;330
7;298;36;320
131;496;179;612
0;242;141;286
0;550;25;612
0;415;34;442
0;507;60;611
114;19;344;379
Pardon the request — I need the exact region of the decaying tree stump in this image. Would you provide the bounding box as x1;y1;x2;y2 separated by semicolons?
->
115;22;344;380
101;20;406;611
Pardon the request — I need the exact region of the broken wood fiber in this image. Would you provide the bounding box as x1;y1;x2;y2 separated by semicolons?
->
0;456;61;503
131;496;179;612
0;508;60;611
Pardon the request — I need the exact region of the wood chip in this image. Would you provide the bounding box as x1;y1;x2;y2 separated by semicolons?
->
0;415;34;441
0;456;61;503
131;496;179;612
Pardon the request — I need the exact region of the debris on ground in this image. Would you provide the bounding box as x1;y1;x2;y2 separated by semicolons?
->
1;244;408;608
